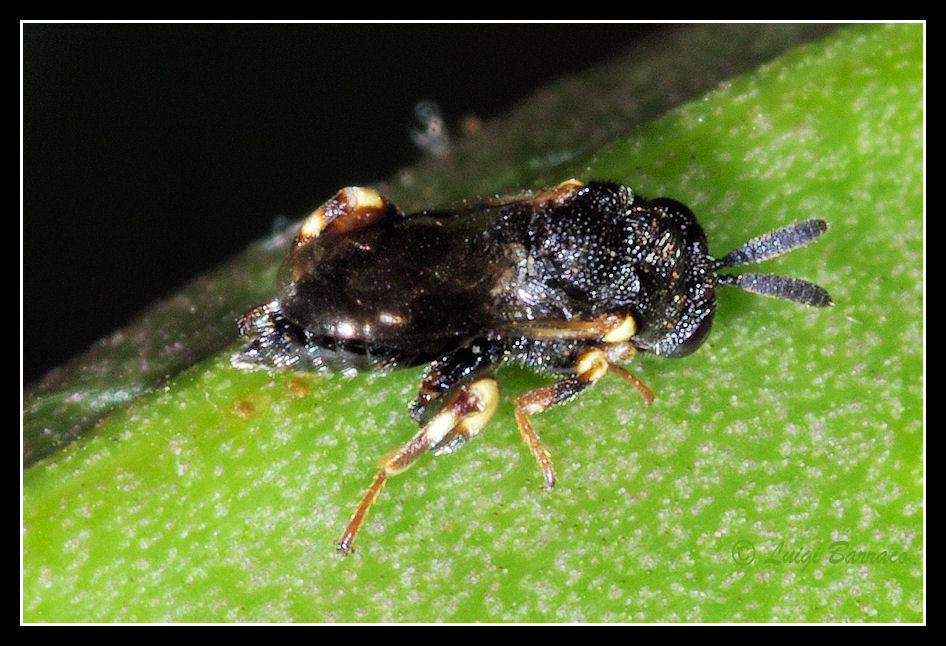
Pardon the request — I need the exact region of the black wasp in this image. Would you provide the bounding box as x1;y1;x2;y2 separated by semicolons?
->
235;179;832;554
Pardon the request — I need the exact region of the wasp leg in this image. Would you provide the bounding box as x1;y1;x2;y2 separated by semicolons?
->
336;377;500;555
412;316;637;424
515;345;652;490
297;186;400;240
608;363;654;407
409;337;505;423
289;187;402;282
523;177;586;208
602;342;654;407
504;313;637;343
421;178;587;221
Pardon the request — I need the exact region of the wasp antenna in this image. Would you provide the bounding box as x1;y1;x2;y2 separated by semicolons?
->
717;219;828;269
718;273;833;307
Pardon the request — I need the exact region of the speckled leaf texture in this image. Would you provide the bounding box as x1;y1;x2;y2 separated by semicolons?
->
23;24;923;623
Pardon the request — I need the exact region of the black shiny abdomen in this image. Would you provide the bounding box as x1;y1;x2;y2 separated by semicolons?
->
279;208;506;368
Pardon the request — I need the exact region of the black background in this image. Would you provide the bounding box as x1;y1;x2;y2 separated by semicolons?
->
23;22;663;384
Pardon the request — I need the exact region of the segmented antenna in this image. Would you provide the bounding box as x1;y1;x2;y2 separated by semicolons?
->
716;219;832;307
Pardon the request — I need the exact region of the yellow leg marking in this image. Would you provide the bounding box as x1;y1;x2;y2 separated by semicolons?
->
455;379;500;438
299;186;387;240
505;314;637;342
602;315;637;343
530;178;586;208
576;348;609;382
335;377;499;555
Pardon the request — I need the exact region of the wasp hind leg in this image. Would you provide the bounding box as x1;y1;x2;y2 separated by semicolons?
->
289;187;402;282
409;337;505;424
335;376;500;555
297;186;400;240
514;343;653;491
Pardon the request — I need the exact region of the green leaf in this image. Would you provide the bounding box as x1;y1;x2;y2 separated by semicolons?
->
23;24;923;623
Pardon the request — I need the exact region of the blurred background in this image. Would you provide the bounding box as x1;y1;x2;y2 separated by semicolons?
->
22;23;665;383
